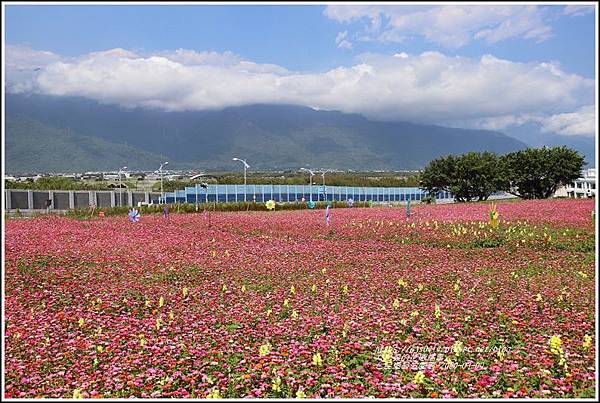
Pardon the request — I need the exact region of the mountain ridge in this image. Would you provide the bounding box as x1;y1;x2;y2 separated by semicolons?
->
6;94;531;173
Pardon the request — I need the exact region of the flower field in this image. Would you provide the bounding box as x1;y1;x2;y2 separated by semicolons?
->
4;198;596;398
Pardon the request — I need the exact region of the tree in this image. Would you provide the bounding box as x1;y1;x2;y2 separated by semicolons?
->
420;152;503;202
501;146;584;199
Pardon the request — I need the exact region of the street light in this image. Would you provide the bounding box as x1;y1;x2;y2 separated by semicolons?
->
300;168;316;202
232;157;250;202
118;166;127;206
158;161;168;203
320;169;332;201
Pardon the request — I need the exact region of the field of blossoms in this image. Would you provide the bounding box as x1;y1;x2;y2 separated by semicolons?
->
4;198;596;398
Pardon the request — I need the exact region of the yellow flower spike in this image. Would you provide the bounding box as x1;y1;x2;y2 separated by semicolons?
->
265;200;276;211
155;318;162;331
434;304;441;319
321;268;327;275
211;250;216;258
583;335;592;349
140;336;146;347
259;341;272;357
241;285;247;293
380;346;394;367
169;311;174;321
290;285;296;294
311;284;317;293
73;389;83;399
414;371;426;385
392;299;400;310
78;318;85;328
397;279;407;287
283;299;290;307
222;284;228;292
312;352;323;366
159;297;165;308
266;308;272;317
410;310;419;317
145;299;151;308
296;389;307;398
549;335;563;355
271;376;282;392
183;287;189;298
96;345;104;353
452;340;464;356
206;389;221;399
291;310;299;320
417;284;424;292
400;318;408;326
342;285;349;295
535;293;543;302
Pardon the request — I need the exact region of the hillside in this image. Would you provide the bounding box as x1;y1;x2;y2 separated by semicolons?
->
6;94;529;172
5;115;169;173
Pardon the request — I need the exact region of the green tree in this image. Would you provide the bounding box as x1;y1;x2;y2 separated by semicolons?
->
420;152;503;202
501;146;584;199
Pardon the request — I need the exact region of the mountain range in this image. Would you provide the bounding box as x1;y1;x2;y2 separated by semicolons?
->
5;93;590;174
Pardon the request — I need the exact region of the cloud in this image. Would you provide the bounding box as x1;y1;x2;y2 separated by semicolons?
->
563;5;595;17
324;5;554;48
6;45;595;135
335;31;353;50
540;105;596;136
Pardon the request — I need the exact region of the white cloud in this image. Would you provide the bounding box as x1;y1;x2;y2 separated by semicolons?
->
540;105;596;136
563;5;595;17
335;31;353;49
324;5;554;48
6;46;595;133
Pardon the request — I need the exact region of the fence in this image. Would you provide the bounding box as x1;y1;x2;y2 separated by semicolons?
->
157;184;452;204
5;190;161;211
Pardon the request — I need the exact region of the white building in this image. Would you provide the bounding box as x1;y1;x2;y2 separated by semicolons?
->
554;168;596;198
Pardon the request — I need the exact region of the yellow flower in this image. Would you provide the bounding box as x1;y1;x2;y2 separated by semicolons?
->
497;350;505;360
159;296;164;308
265;200;276;211
78;318;85;328
290;285;296;294
549;335;563;355
577;271;589;279
139;335;146;347
259;342;272;357
169;311;174;321
535;293;543;302
380;346;394;367
296;389;307;398
206;389;221;399
291;310;299;320
413;370;426;385
283;298;290;307
266;308;273;317
182;287;189;298
397;279;407;287
311;284;317;293
410;310;419;317
400;318;408;326
416;284;424;292
145;299;151;308
452;340;464;356
155;318;162;330
211;250;216;258
222;284;228;292
312;352;323;366
342;285;349;295
73;389;83;399
241;285;247;293
392;299;400;310
271;376;282;392
322;268;327;275
454;281;461;292
583;334;592;350
434;304;441;319
96;345;104;353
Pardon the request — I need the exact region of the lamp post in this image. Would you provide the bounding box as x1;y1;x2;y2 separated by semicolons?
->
300;168;315;202
118;166;127;206
232;158;250;202
320;169;332;201
158;161;168;203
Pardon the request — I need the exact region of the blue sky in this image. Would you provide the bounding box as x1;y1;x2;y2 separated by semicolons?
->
6;4;596;76
4;3;597;138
